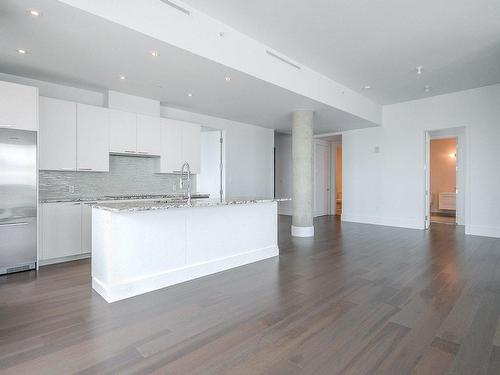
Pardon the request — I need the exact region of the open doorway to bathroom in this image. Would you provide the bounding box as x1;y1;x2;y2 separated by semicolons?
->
425;127;466;228
430;138;457;224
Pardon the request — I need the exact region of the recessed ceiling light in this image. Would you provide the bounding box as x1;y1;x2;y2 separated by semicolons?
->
119;75;126;80
424;85;431;92
363;85;371;90
28;9;41;17
416;66;424;75
225;76;231;82
150;50;159;57
187;93;193;97
17;48;28;54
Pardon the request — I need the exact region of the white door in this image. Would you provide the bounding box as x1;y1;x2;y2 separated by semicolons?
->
181;122;201;174
198;131;222;198
314;142;330;217
424;132;431;229
41;202;82;260
109;109;137;154
137;114;161;156
39;97;77;171
77;104;109;172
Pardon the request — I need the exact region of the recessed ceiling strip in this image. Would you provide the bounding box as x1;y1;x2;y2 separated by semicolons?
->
266;50;301;70
159;0;190;15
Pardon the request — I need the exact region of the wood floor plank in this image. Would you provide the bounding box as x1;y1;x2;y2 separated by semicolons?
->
0;217;499;374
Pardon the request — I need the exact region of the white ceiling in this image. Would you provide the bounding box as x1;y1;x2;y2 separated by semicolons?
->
183;0;500;104
0;0;376;134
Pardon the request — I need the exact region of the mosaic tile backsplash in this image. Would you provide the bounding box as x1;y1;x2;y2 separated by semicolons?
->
39;155;195;200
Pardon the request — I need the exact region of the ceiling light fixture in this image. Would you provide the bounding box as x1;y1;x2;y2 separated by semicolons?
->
363;85;371;90
150;50;159;57
225;76;231;82
28;9;41;17
187;93;193;97
424;85;431;92
17;48;28;54
119;75;126;80
416;65;424;75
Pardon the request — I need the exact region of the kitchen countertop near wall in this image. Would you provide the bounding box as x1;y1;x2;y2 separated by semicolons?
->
40;193;210;204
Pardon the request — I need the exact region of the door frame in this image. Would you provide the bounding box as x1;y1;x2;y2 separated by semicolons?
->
313;139;331;217
424;126;468;229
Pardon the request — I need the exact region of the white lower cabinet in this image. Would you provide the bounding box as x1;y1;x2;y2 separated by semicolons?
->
81;203;92;254
40;202;91;263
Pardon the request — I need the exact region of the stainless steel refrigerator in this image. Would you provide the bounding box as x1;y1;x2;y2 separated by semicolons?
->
0;128;37;274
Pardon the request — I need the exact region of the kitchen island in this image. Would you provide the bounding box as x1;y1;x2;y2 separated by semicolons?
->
91;197;289;302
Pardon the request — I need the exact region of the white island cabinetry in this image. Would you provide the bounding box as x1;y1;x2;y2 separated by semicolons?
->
91;198;287;302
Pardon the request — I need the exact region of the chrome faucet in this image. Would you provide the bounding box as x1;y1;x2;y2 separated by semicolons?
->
180;162;192;204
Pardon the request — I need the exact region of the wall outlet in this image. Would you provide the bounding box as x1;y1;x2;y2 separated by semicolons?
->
68;185;75;193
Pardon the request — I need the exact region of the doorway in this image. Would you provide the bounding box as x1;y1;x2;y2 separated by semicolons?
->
314;140;331;216
313;134;342;217
197;127;225;200
425;127;466;229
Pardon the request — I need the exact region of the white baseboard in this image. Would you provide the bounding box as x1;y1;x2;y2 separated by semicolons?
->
39;252;91;266
278;209;292;216
291;225;314;237
93;245;279;303
465;225;500;238
341;214;424;230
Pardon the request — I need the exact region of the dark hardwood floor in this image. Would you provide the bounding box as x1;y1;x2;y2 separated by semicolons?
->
1;216;500;374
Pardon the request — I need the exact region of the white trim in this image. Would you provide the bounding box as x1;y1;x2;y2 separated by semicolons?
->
278;208;292;216
291;225;314;237
342;214;423;230
465;225;500;239
38;252;90;266
92;246;279;303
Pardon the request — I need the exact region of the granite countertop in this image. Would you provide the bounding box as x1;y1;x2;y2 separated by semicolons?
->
90;197;291;212
39;193;210;204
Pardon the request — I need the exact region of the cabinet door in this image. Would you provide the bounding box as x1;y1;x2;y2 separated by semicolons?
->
77;104;109;172
39;97;77;171
157;118;183;173
182;122;201;174
0;81;38;131
41;202;82;260
109;109;137;154
137;114;161;156
81;203;92;254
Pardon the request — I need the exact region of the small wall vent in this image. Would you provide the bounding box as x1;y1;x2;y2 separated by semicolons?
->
266;50;301;70
159;0;190;15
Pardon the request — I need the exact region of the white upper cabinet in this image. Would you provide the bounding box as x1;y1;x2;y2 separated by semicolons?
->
157;119;201;174
137;114;161;156
109;109;137;154
181;122;201;174
0;80;38;131
39;97;77;171
157;119;183;173
77;103;109;172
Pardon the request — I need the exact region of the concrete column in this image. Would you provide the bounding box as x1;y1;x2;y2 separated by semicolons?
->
291;110;314;237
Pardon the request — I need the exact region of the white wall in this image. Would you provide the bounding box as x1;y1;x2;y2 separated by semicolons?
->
161;107;274;197
275;133;293;215
343;84;500;238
